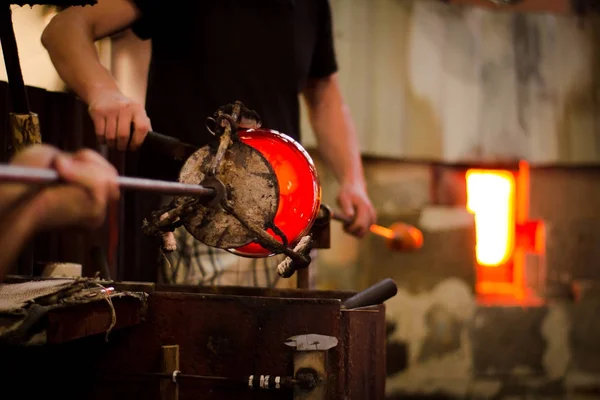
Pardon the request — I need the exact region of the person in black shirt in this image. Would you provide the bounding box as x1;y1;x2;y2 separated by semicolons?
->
41;0;376;284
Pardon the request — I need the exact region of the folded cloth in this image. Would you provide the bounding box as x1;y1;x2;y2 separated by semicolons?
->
0;278;148;346
0;279;80;313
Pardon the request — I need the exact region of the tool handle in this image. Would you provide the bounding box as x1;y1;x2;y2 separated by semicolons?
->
331;209;394;233
341;278;398;310
0;164;215;198
329;207;423;251
140;131;198;161
330;209;353;225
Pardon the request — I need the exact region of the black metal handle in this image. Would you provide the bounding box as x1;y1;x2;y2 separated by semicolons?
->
330;208;353;225
139;131;198;161
341;278;398;310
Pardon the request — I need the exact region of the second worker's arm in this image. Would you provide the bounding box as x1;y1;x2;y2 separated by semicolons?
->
42;0;151;150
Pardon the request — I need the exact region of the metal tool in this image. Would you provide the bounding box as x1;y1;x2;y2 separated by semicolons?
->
137;114;423;257
139;130;198;162
140;133;424;254
98;370;301;390
137;106;424;284
0;164;217;198
142;101;314;273
341;278;398;310
285;333;338;400
328;207;424;251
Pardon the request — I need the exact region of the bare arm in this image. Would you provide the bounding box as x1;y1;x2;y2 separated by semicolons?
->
41;0;141;104
42;0;151;150
302;73;375;236
303;74;365;188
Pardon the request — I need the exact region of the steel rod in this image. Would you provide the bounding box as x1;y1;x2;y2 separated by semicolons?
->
0;164;216;198
105;371;241;383
97;371;299;388
328;208;424;251
330;209;394;238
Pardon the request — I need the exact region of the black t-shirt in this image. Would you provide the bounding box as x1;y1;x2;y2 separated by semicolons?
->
131;0;338;150
120;1;339;282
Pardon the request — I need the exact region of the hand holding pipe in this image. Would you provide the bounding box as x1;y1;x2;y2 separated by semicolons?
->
0;164;216;199
329;208;424;251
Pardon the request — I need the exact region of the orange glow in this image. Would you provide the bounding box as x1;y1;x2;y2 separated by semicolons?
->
231;129;321;258
370;225;395;239
466;170;516;267
369;223;423;251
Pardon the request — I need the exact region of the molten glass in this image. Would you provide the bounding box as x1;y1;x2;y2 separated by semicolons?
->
228;129;322;258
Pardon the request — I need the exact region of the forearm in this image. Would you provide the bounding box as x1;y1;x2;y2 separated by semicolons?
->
303;75;365;187
42;13;120;103
0;200;41;282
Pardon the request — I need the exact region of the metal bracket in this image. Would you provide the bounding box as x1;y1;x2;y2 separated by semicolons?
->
285;334;338;400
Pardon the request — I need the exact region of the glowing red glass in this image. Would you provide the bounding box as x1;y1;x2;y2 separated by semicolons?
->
228;128;322;258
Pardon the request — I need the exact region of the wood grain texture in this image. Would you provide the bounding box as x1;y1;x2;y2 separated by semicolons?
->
160;345;180;400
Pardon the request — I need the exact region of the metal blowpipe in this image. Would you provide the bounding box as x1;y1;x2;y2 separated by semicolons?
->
329;208;424;251
0;164;216;198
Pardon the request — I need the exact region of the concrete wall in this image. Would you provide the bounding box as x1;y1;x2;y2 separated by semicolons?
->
302;0;600;165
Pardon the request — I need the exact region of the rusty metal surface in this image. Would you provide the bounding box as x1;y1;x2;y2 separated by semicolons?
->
1;288;387;399
46;295;146;344
311;206;331;250
87;291;344;400
341;305;387;400
177;141;279;249
154;283;357;301
296;269;310;289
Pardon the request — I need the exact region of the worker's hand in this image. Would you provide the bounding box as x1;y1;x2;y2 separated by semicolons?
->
6;145;120;231
88;90;152;151
0;144;63;213
337;182;376;238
